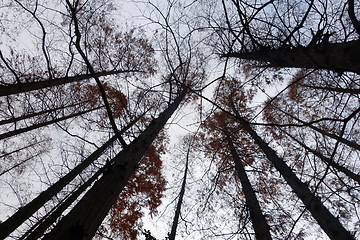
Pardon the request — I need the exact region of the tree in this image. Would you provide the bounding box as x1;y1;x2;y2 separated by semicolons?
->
1;0;360;239
197;79;272;238
214;0;360;74
232;109;354;239
261;69;360;184
191;73;356;238
168;135;191;240
224;128;272;240
0;117;138;239
41;88;187;240
191;0;360;236
98;135;167;240
0;0;167;239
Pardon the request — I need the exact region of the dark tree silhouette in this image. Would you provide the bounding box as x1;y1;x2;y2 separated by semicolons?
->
1;0;360;239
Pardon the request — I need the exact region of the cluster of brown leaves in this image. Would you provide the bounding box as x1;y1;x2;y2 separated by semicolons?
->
99;142;166;239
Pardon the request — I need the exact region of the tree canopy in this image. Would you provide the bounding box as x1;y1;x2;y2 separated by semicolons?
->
0;0;359;239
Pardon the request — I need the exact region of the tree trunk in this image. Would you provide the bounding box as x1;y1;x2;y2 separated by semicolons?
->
0;140;42;158
168;143;190;240
301;84;360;95
223;40;360;74
232;111;354;240
282;129;360;185
225;132;272;240
21;167;104;240
279;108;360;151
309;126;360;151
0;115;140;239
0;70;133;96
42;89;187;240
0;106;101;141
0;102;84;126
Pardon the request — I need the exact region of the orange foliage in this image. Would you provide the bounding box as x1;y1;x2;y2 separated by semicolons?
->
203;111;256;168
199;78;258;188
104;143;166;239
288;69;307;101
216;77;256;119
71;82;127;115
83;83;128;118
69;82;128;130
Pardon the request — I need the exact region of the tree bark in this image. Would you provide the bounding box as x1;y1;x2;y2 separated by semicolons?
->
0;115;140;239
301;84;360;95
168;143;190;240
42;89;187;240
21;167;104;240
282;129;360;185
0;106;100;141
223;40;360;74
232;111;354;240
279;108;360;151
225;132;272;240
0;102;85;126
0;70;134;96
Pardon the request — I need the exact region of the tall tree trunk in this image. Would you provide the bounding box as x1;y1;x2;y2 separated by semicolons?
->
309;125;360;151
0;70;133;96
0;106;101;141
0;101;85;126
225;132;272;240
0;140;42;158
232;111;354;240
281;129;360;185
21;167;105;240
0;115;140;239
168;143;190;240
0;151;42;177
278;108;360;151
301;84;360;94
223;40;360;74
42;89;187;240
